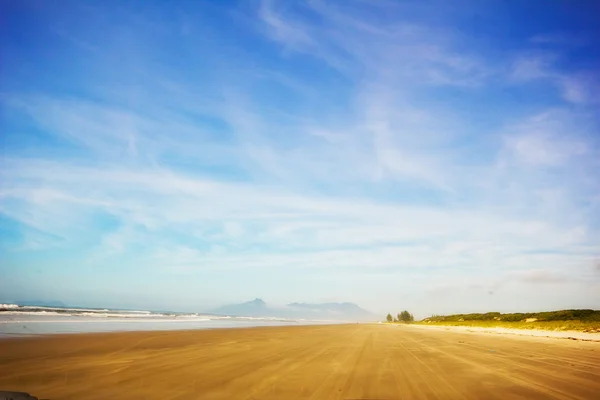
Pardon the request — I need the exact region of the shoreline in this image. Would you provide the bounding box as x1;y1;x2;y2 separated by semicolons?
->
5;317;599;342
0;321;351;340
0;313;345;336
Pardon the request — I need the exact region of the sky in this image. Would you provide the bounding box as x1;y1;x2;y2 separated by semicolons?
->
1;0;599;317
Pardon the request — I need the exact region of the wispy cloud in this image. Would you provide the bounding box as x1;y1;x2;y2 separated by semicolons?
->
510;52;599;105
530;32;589;47
259;0;494;87
501;110;590;167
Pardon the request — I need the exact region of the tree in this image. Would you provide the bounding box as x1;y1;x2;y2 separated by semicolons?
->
386;313;393;322
398;310;414;323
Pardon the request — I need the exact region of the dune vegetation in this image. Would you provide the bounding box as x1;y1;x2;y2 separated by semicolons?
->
418;309;600;332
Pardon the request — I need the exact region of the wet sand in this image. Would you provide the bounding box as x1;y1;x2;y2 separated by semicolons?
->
1;324;599;399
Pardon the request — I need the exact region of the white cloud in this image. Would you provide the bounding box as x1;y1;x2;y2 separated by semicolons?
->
2;155;597;280
501;110;590;167
558;75;595;104
510;54;599;105
511;54;555;81
258;0;493;86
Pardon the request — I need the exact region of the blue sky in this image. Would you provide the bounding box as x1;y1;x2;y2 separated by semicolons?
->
1;0;599;316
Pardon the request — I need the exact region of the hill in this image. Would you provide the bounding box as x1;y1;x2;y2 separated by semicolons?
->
212;298;268;317
211;299;375;321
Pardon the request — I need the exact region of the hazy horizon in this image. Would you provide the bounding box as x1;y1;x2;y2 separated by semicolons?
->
4;297;598;322
1;0;599;318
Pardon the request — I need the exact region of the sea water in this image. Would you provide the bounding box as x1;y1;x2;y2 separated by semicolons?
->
0;304;326;336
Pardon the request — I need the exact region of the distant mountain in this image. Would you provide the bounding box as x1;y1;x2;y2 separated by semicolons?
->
211;299;375;321
212;298;268;317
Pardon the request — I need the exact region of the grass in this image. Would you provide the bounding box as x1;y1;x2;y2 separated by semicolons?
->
409;309;600;332
415;320;600;332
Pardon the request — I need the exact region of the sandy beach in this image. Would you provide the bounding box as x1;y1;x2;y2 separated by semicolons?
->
1;324;599;399
404;323;600;342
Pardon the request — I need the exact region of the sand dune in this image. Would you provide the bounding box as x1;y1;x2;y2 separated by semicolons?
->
1;324;599;399
405;323;600;341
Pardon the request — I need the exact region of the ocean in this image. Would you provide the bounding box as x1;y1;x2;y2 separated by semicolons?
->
0;304;324;336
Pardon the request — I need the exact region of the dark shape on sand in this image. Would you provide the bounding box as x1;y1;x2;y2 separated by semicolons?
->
0;392;39;400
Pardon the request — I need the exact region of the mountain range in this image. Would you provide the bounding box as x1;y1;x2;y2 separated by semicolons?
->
211;298;376;321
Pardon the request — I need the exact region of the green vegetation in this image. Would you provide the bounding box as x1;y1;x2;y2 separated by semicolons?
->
398;310;414;323
419;309;600;332
423;309;600;322
385;310;414;323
